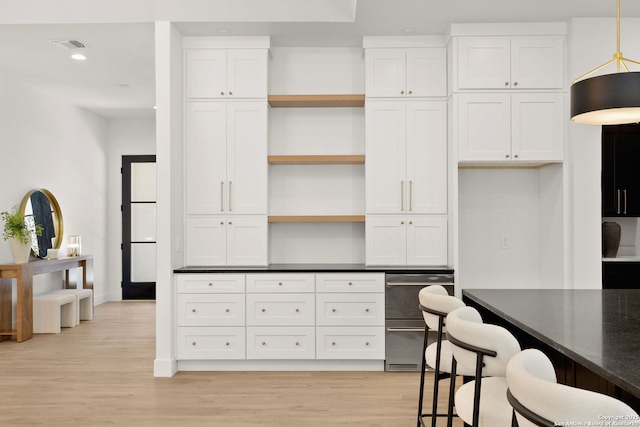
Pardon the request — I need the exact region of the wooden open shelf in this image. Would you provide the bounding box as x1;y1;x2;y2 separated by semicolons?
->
268;215;366;223
268;94;365;108
268;155;365;165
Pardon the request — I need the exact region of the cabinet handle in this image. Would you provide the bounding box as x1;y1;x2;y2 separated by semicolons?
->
225;342;230;346
624;189;628;214
192;341;197;346
365;308;370;312
513;82;518;86
262;308;266;312
228;181;233;212
331;341;336;346
409;180;413;211
208;282;213;286
278;282;283;286
401;221;405;225
229;91;233;96
504;82;509;86
505;154;510;158
514;154;519;159
221;181;225;211
348;282;352;286
228;221;233;225
225;308;230;313
365;342;370;346
400;90;405;95
262;341;266;346
332;308;336;312
617;189;621;214
220;91;225;96
295;308;300;313
295;341;300;346
408;90;412;95
192;308;196;313
401;180;405;211
409;221;413;225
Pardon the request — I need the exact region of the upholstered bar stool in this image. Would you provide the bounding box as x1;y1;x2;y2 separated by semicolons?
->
506;349;639;427
446;306;521;427
417;285;468;427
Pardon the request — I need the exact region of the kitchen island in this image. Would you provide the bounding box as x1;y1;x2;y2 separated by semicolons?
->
463;289;640;411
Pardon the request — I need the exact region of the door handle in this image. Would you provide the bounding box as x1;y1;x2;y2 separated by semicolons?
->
624;189;627;215
401;181;405;212
617;189;621;214
229;181;233;212
409;180;413;212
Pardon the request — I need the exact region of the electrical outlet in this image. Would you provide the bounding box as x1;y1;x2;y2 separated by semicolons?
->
501;235;510;249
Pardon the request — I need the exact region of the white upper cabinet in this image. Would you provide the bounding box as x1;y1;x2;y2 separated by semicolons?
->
185;101;267;215
457;92;564;163
365;48;446;97
185;49;268;99
366;100;447;214
455;36;564;90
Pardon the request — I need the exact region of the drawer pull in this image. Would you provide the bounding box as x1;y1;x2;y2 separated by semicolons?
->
225;308;230;313
192;308;196;313
208;282;213;286
225;342;230;346
261;308;266;312
331;341;336;346
278;282;283;286
262;341;267;346
295;341;300;346
348;282;352;286
332;308;336;312
365;308;370;312
365;342;370;346
192;341;197;346
295;308;300;313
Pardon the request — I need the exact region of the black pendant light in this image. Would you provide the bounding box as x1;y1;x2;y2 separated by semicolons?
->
570;0;640;125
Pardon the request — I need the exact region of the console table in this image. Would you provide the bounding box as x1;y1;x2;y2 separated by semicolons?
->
0;255;93;342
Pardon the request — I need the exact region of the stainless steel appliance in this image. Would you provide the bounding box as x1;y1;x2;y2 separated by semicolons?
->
385;272;454;371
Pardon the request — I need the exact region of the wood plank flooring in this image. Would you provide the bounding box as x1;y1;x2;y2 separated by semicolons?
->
0;301;462;426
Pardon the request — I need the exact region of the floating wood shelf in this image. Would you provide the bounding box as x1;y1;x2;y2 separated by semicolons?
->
268;155;365;165
268;215;366;223
268;94;365;108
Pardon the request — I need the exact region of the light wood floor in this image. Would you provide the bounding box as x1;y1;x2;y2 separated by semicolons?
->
0;302;462;426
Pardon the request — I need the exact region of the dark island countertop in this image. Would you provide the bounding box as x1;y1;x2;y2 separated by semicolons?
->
174;264;454;275
463;289;640;401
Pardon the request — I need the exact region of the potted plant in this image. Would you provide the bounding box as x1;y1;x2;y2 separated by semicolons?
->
1;205;42;263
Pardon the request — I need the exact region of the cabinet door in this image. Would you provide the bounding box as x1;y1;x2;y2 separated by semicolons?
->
185;217;227;266
616;126;640;216
365;101;406;213
406;48;447;97
406;216;447;266
226;102;267;214
365;49;407;97
406;101;447;214
365;216;407;266
511;36;564;89
511;93;564;162
456;37;510;89
185;50;227;99
226;49;268;98
457;93;511;161
185;102;227;214
601;126;618;216
226;217;268;266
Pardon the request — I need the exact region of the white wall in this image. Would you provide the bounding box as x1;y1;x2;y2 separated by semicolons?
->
105;118;156;302
0;72;108;300
568;17;640;288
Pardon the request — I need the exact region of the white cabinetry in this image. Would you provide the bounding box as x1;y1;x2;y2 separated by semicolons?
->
365;100;447;214
185;49;268;99
315;273;385;360
176;274;246;360
365;48;446;97
365;216;447;266
185;217;267;266
185;101;267;215
457;92;564;163
455;36;564;90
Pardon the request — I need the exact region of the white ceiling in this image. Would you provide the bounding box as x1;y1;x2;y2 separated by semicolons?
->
2;0;640;119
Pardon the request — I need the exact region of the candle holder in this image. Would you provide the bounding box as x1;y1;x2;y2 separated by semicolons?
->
68;235;81;257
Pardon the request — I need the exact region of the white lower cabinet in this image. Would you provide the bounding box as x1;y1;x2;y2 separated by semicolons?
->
174;272;386;366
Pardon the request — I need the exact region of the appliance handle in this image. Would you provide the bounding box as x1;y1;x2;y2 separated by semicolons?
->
386;282;453;287
386;327;425;332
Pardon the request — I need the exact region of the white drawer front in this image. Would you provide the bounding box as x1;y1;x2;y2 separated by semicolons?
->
246;273;315;293
315;273;384;293
316;293;385;326
246;294;315;326
177;327;246;360
176;274;245;293
246;327;315;359
316;327;385;360
177;294;245;326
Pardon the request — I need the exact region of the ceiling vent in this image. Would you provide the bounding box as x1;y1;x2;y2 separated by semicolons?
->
48;39;89;50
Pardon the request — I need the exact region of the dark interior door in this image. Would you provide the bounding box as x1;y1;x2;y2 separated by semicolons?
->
122;155;157;300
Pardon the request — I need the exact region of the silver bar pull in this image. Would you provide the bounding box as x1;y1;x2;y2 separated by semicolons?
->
386;327;425;332
624;189;627;215
401;180;405;211
221;181;225;211
617;189;621;214
229;181;233;212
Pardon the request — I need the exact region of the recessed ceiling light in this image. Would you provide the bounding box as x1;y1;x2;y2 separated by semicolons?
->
402;27;416;33
71;53;86;61
218;28;231;34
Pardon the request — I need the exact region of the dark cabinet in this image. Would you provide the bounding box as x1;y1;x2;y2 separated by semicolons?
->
602;124;640;216
602;261;640;289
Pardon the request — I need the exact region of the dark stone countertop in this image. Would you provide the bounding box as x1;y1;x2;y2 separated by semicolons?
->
174;264;454;275
463;289;640;399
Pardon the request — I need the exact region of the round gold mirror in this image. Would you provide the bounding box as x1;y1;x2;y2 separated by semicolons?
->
19;189;64;258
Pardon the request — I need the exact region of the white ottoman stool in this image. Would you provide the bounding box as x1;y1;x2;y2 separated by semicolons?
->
33;293;77;333
52;289;94;324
